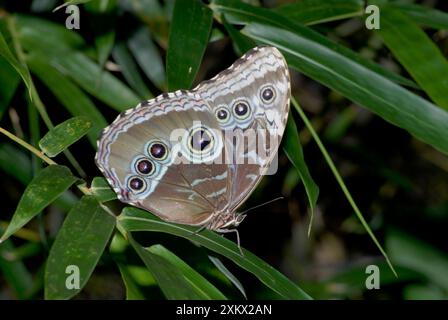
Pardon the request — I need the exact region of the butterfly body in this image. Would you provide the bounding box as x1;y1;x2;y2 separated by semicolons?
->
95;46;290;234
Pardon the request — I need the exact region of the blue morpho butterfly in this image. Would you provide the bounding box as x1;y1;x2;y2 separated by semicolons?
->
95;46;291;250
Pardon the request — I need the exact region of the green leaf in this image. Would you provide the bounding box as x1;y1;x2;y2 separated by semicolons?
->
129;237;224;300
118;207;312;300
283;115;319;236
45;196;116;300
26;52;107;146
0;56;20;120
389;2;448;30
208;255;246;299
148;244;227;300
223;19;255;56
15;14;86;52
46;52;140;112
241;23;448;155
15;15;141;111
167;0;213;90
387;229;448;292
375;7;448;111
112;42;152;99
210;0;417;89
275;0;363;25
128;27;166;91
0;165;78;243
89;177;117;202
39;116;92;157
0;17;33;98
117;263;145;300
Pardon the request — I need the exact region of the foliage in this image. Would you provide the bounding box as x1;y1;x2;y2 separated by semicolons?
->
0;0;447;300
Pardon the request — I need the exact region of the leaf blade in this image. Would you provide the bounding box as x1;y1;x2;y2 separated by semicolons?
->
118;208;312;300
375;7;448;111
167;0;213;90
39;116;92;157
45;196;116;300
0;165;78;242
241;22;448;155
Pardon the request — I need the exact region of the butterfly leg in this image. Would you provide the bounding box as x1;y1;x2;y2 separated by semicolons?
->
217;228;244;257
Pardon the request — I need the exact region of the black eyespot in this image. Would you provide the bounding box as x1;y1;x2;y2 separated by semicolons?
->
216;108;229;122
136;159;153;175
260;85;276;103
150;143;166;159
190;128;213;152
262;88;274;100
129;177;144;191
233;102;250;119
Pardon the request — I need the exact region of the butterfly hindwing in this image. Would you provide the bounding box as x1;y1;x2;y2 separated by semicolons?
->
194;46;291;212
96;91;230;225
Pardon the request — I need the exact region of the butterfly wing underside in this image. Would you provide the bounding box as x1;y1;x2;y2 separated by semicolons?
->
95;91;230;225
194;46;291;212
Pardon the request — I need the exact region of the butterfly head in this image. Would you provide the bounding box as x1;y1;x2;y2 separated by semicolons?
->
207;211;247;232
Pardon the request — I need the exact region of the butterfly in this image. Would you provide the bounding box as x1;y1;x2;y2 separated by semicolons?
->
95;46;290;248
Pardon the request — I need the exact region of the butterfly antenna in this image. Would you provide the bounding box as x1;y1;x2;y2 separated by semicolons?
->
239;196;284;215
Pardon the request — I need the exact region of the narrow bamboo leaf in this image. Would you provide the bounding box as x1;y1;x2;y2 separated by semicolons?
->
223;19;255;56
0;18;32;97
210;0;417;89
128;27;166;91
15;14;86;52
129;237;220;300
375;7;448;111
0;56;20;120
46;52;140;111
389;2;448;30
387;229;448;291
167;0;213;90
85;0;117;66
149;244;227;300
283;115;319;235
120;0;170;48
208;255;247;299
39;116;92;157
112;42;152;99
117;263;145;300
27;52;107;146
241;23;448;155
89;177;117;202
275;0;363;25
15;16;141;111
118;208;312;300
45;196;116;300
0;165;78;243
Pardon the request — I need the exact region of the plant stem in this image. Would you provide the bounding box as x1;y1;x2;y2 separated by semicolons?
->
0;126;56;166
291;96;397;277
